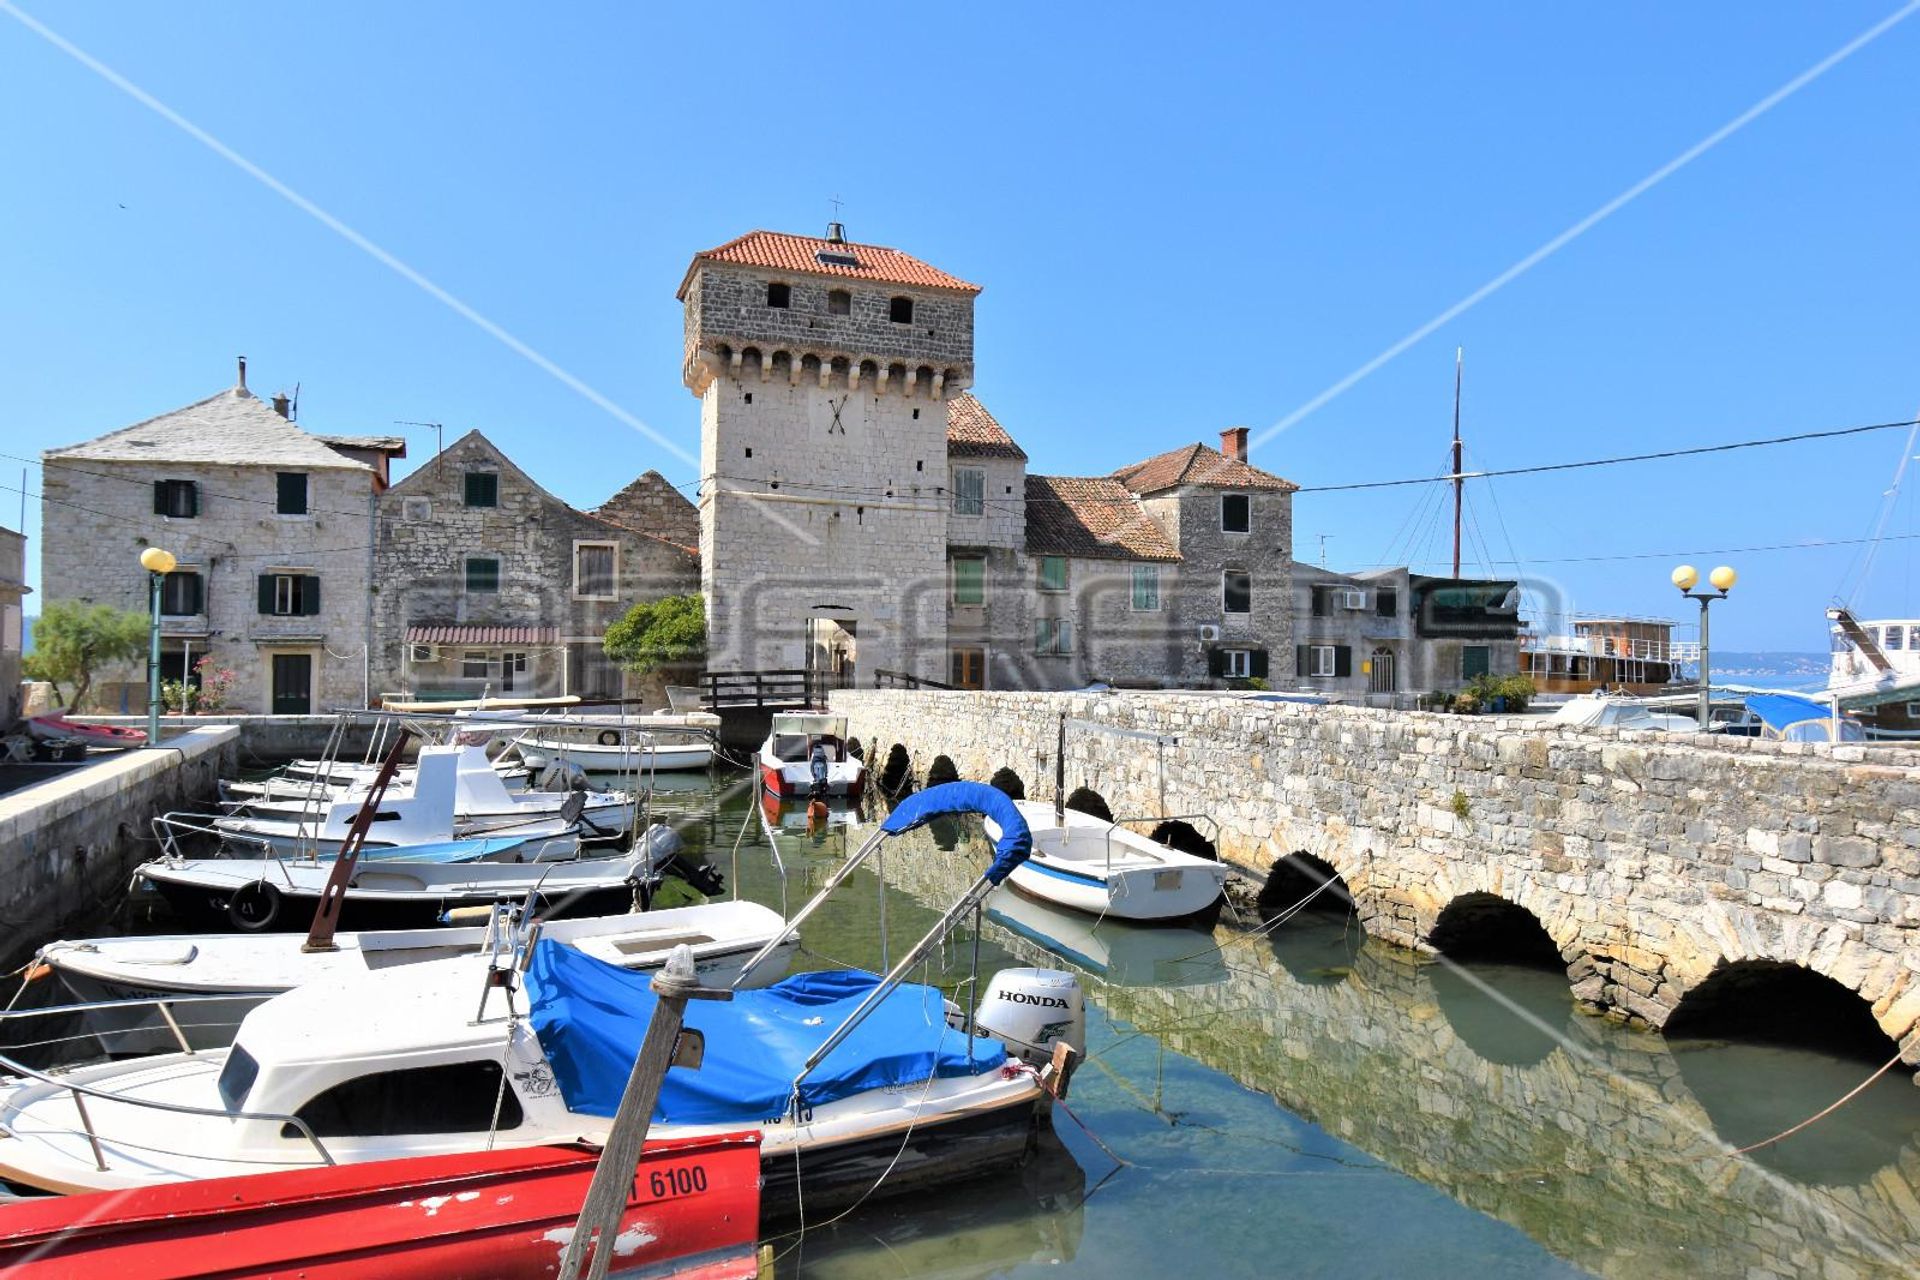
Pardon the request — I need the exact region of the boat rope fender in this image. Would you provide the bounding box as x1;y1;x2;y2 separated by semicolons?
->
598;729;620;747
879;781;1032;884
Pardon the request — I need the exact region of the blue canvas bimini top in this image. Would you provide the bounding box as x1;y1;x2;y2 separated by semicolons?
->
522;938;1005;1124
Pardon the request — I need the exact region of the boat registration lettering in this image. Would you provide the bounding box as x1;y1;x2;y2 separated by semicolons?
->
1153;870;1182;891
630;1159;710;1205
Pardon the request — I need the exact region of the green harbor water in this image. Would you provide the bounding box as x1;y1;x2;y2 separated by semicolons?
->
658;772;1920;1280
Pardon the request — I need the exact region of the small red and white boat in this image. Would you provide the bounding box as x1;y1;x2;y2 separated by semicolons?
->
757;713;864;800
27;715;146;750
0;1133;762;1280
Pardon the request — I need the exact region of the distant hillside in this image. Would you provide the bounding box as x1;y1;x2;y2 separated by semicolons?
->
1707;651;1829;689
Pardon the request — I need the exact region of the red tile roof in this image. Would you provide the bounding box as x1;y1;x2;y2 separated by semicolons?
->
1112;442;1298;495
681;230;981;295
406;625;561;646
946;393;1027;460
1025;475;1180;562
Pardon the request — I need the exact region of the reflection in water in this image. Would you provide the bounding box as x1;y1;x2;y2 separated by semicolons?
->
1426;959;1577;1069
985;888;1227;989
694;777;1920;1279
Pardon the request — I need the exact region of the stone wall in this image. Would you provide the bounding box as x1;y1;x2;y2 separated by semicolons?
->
831;688;1920;1063
594;471;699;550
41;459;376;713
0;526;24;726
684;263;974;378
0;727;236;965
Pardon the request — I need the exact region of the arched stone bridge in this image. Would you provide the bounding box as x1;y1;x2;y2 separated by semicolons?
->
831;689;1920;1066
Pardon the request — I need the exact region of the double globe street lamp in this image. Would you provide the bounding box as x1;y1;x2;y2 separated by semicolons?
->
1671;563;1737;731
139;546;177;746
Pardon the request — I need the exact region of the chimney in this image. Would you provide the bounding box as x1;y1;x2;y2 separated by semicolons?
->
1221;425;1249;462
236;355;248;392
271;391;291;419
825;221;846;244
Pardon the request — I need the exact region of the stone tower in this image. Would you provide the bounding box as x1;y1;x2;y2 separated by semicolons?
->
679;226;978;685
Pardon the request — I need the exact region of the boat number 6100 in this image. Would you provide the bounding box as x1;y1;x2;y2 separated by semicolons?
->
631;1163;708;1203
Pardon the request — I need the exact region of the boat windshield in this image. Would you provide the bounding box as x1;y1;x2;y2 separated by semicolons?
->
218;1044;261;1112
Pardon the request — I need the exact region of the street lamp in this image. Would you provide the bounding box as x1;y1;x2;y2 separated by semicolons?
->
140;546;176;746
1672;563;1736;731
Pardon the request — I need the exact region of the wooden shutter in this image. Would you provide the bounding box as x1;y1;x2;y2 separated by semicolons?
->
1334;646;1352;678
153;481;168;515
258;574;275;614
1209;649;1227;677
302;576;322;616
1296;645;1308;676
1249;649;1270;678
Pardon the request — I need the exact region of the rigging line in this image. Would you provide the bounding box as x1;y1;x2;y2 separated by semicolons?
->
1840;415;1920;608
1414;529;1920;568
1296;418;1919;494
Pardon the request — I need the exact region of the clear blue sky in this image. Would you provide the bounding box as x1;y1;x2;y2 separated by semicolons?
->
4;2;1917;650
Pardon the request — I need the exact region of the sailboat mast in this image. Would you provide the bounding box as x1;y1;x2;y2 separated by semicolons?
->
1451;347;1464;578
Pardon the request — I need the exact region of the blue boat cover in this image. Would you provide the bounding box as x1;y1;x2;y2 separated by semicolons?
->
1746;694;1864;742
522;938;1005;1123
880;782;1032;884
357;835;530;864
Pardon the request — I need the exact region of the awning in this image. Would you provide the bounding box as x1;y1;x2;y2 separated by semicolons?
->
406;625;562;646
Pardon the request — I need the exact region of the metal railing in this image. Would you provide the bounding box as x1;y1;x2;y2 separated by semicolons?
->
0;994;334;1174
874;668;955;691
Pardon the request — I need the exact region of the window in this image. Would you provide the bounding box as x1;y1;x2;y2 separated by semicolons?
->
766;282;791;308
160;570;203;616
1221;494;1250;533
504;651;528;674
276;472;308;516
952;556;985;605
1888;626;1906;652
1222;649;1251;678
1311;585;1333;617
889;295;913;324
827;289;851;315
1038;556;1068;593
1130;564;1161;611
285;1060;522;1139
1223;569;1252;614
218;1045;260;1111
952;467;985;516
462;651;489;679
573;542;616;599
402;496;432;522
464;472;498;508
257;573;320;616
1035;617;1073;655
1309;645;1337;677
950;647;985;690
1907;702;1920;718
153;479;198;518
1462;646;1491;679
466;556;500;593
1375;588;1398;617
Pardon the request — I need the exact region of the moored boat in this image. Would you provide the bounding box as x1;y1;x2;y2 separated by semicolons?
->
757;713;864;799
0;1133;763;1280
26;715;146;750
992;800;1228;922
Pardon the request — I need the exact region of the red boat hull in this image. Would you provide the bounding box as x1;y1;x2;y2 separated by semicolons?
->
27;715;146;748
0;1135;761;1280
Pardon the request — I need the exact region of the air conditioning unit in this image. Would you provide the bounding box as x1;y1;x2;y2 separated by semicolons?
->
408;644;436;663
1198;624;1221;642
1340;589;1368;610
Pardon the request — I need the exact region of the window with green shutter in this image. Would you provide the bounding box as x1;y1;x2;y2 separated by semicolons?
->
466;557;501;593
257;573;320;616
1130;564;1160;611
464;473;498;508
1038;556;1067;593
153;479;198;518
952;557;984;605
951;468;984;517
276;472;308;515
1463;646;1491;679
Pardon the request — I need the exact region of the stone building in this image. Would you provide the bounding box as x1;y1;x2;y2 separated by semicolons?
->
371;431;698;701
39;363;403;714
685;225;1299;692
1290;561;1522;702
0;525;27;727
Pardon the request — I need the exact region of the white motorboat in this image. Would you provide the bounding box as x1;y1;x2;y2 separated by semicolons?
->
132;827;695;933
758;713;865;799
31;899;798;1054
0;783;1079;1221
211;743;635;854
514;710;720;773
1547;694;1705;733
990;800;1228;922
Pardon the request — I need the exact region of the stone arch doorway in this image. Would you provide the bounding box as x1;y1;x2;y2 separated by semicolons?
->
1368;647;1395;695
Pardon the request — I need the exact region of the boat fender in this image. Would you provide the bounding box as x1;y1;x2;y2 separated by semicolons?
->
227;880;282;932
598;729;621;747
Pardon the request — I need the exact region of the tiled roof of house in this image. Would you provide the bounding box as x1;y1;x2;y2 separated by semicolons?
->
1112;442;1298;495
1025;474;1180;562
946;393;1027;461
45;388;372;471
681;230;980;295
407;624;561;646
593;470;700;557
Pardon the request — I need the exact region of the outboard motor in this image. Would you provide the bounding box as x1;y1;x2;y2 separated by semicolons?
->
636;822;727;897
975;968;1085;1067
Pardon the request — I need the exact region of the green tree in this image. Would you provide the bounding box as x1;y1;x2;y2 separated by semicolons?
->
23;600;151;711
603;594;706;676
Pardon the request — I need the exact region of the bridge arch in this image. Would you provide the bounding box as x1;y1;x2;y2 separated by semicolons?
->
926;754;959;788
988;767;1026;800
1258;852;1352;921
1064;786;1111;822
1428;892;1565;970
878;743;913;798
1668;960;1899;1062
